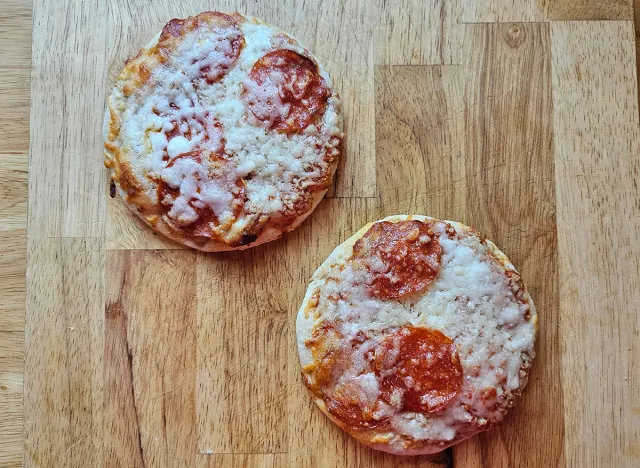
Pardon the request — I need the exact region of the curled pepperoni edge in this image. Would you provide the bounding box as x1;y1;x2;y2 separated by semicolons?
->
352;220;443;300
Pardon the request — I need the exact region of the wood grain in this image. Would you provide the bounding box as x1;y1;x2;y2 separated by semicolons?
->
458;0;545;22
106;196;186;250
0;330;23;467
15;0;640;467
0;153;28;231
28;0;107;238
375;65;466;220
551;21;640;467
454;22;563;467
105;250;197;468
24;238;105;468
0;230;26;333
0;0;32;69
196;454;286;468
196;244;290;455
0;70;30;153
374;0;450;65
375;22;563;467
636;0;640;106
0;1;31;465
545;0;633;20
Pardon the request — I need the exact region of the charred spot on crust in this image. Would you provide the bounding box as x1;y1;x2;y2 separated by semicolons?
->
110;180;116;198
239;233;258;246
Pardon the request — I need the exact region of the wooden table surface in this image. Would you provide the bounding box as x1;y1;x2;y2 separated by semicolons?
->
1;0;639;466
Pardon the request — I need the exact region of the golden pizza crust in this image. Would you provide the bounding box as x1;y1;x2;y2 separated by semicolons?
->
104;12;342;251
296;215;537;455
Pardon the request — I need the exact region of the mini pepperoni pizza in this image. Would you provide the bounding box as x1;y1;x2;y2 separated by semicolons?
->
297;215;537;455
104;12;342;250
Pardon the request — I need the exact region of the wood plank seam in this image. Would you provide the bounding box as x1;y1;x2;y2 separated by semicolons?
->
0;0;31;465
19;2;640;467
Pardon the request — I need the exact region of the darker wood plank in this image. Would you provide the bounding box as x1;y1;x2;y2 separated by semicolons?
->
545;0;633;20
0;229;26;332
375;22;562;467
105;250;197;468
0;0;32;69
0;69;30;153
457;22;563;467
0;153;28;230
375;65;466;221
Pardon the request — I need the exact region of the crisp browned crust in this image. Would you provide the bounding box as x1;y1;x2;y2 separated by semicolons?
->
104;12;343;251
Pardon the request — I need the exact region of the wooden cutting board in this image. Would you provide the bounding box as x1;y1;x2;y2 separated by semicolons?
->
3;0;639;466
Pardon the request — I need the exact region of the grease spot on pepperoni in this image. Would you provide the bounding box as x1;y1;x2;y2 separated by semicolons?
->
375;327;463;414
352;220;442;299
244;49;329;133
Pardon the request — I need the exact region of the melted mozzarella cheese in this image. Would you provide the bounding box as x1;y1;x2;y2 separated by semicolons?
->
243;73;291;126
166;135;193;158
109;15;342;232
297;216;536;445
160;157;234;225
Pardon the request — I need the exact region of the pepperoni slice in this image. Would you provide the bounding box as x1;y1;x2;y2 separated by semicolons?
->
324;385;383;430
352;220;442;299
308;326;388;430
158;12;244;84
244;49;329;133
158;151;244;237
191;27;244;84
375;327;463;413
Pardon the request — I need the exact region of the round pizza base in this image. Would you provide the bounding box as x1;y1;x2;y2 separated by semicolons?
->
104;13;342;251
108;174;330;252
296;215;537;455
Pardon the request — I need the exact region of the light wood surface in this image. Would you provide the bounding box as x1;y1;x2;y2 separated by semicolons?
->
0;0;638;466
551;21;640;467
